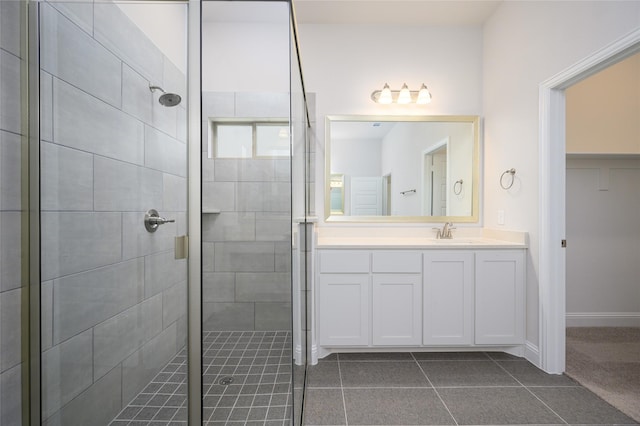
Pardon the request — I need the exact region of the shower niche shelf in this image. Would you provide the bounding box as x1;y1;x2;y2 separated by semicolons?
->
202;209;221;214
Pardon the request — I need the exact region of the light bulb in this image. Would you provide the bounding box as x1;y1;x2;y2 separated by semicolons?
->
417;83;432;104
378;83;392;104
397;83;411;104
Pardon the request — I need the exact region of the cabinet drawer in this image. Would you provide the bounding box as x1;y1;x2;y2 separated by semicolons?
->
319;250;370;273
372;251;422;273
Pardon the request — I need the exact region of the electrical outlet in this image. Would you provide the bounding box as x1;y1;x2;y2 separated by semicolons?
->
497;210;505;225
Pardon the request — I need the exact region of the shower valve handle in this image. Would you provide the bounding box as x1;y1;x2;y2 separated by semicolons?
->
149;216;175;225
144;209;175;233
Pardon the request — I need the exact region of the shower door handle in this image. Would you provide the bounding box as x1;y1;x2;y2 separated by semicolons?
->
144;209;175;233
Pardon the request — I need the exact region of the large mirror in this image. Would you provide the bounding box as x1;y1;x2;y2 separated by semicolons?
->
325;115;480;222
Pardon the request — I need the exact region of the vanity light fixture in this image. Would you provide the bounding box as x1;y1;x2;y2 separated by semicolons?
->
378;83;393;104
397;83;412;104
371;82;432;104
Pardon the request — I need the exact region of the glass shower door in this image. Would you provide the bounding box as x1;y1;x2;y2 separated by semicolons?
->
199;1;311;424
37;2;189;424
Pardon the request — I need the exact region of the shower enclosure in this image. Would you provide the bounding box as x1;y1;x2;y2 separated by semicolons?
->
0;0;310;424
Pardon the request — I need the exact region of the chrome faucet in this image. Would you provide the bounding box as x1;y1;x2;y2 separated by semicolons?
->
434;222;455;239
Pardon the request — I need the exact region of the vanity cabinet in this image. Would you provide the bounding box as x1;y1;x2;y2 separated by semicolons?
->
423;252;474;345
317;246;526;351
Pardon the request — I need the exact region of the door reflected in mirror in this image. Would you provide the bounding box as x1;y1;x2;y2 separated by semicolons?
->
325;115;479;223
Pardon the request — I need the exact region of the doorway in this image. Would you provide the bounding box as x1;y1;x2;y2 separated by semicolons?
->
539;29;640;375
422;141;449;216
563;52;640;421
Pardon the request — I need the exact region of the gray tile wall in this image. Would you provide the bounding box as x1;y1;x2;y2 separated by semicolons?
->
201;92;298;332
0;0;23;424
39;3;187;425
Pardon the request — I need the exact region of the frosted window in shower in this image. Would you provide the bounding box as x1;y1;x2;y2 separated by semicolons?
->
215;124;253;158
256;124;290;157
213;122;290;158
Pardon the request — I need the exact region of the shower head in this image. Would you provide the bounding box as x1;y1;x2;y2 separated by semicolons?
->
158;92;182;107
149;85;182;107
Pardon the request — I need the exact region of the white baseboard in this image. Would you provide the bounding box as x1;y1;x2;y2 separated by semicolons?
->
524;341;541;368
311;344;319;366
566;312;640;327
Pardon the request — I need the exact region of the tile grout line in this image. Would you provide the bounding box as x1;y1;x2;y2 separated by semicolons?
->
262;331;276;422
489;356;569;425
164;354;188;423
411;352;459;426
336;354;350;426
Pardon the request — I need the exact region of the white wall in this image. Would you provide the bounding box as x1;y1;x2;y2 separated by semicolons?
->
566;158;640;326
201;3;290;92
297;24;483;224
483;1;640;347
331;137;382;177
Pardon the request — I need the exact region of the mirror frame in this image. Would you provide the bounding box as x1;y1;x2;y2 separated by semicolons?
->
325;115;480;223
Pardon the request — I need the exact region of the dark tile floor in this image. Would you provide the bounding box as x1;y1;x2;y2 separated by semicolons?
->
303;351;639;426
109;331;294;426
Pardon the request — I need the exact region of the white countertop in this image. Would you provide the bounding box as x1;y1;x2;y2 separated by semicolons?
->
315;228;528;249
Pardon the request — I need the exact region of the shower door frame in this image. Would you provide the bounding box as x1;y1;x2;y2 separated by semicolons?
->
186;0;202;423
27;2;41;424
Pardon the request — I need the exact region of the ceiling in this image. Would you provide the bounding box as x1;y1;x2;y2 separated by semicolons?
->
202;1;503;25
293;0;503;25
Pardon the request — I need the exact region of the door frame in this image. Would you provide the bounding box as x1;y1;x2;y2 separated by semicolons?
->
187;0;202;423
538;28;640;374
421;138;449;216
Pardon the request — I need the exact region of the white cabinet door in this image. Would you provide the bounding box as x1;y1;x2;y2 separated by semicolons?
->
372;274;422;346
318;274;370;346
423;251;474;345
475;250;525;345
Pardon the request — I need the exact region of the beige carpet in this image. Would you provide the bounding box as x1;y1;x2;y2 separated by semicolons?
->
566;327;640;422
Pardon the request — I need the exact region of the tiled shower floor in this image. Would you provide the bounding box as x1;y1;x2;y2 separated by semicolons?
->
110;331;293;426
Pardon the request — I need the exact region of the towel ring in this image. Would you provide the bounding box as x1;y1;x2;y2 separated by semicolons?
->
453;179;463;195
500;168;516;190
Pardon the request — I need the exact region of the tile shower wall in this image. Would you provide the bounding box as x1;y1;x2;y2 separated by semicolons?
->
201;92;293;332
0;0;24;425
39;3;187;425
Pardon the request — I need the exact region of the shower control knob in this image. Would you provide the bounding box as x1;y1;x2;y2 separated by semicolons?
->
144;209;175;233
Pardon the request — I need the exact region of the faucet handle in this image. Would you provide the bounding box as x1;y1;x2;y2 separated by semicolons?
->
445;223;456;238
432;228;443;239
